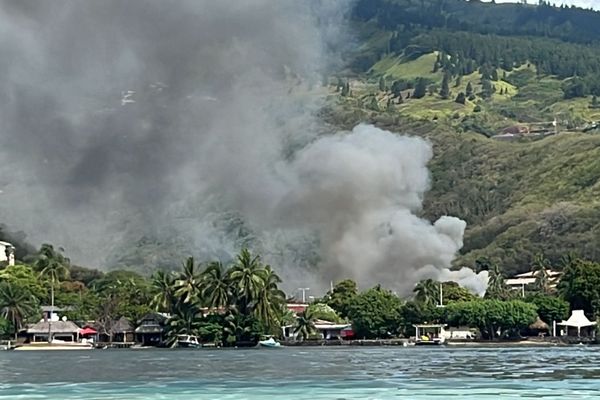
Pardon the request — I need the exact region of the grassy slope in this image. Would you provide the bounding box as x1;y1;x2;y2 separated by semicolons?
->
328;52;600;276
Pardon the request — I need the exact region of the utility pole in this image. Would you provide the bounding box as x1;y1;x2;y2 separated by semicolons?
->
297;288;310;303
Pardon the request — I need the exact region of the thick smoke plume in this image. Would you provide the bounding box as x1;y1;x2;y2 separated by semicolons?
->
0;0;486;295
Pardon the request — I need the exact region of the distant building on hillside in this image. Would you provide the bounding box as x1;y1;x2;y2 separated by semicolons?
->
505;269;562;295
0;241;15;266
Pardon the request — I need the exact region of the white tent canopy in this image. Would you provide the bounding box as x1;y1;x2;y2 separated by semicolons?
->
558;310;597;337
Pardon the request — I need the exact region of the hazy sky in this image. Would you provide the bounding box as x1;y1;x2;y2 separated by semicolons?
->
491;0;599;9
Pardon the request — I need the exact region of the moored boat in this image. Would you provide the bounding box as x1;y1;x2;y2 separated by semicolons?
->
413;324;446;346
258;337;281;348
14;339;94;351
175;335;202;348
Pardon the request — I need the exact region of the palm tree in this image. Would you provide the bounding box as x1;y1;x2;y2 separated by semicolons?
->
0;282;38;339
224;311;253;344
165;303;204;347
532;254;551;293
174;257;202;305
253;266;286;332
151;270;177;312
485;264;509;299
413;279;439;307
201;261;231;311
228;249;265;313
294;308;316;341
34;244;70;340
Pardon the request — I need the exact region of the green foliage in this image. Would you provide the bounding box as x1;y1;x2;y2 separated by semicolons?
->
348;285;402;339
378;76;386;91
525;294;569;324
440;72;451;99
413;279;440;307
446;299;537;339
413;78;427;99
294;308;316;341
558;259;600;317
455;92;466;105
0;264;46;301
0;281;38;339
201;261;231;310
197;317;224;344
306;303;343;323
485;264;512;300
0;316;11;339
466;82;474;97
442;282;478;303
325;279;358;319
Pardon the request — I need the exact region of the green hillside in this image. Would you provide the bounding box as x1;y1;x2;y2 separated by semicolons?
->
327;0;600;276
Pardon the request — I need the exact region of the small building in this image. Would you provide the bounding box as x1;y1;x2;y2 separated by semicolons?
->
527;317;550;337
0;241;15;266
314;319;352;340
558;310;597;338
27;319;82;342
135;312;168;346
281;318;352;341
94;317;134;343
112;317;135;343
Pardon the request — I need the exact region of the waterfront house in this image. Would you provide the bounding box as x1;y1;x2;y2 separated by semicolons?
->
135;312;168;346
558;310;596;337
314;319;352;340
112;317;135;343
94;316;135;344
26;319;82;342
281;318;352;341
505;269;562;295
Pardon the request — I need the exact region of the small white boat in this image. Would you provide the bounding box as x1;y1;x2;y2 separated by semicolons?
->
176;335;201;349
258;337;281;348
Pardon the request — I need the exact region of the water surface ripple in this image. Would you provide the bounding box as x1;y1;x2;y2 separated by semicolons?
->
1;346;600;399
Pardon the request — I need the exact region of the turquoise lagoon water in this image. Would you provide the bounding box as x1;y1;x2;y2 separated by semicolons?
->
2;346;600;399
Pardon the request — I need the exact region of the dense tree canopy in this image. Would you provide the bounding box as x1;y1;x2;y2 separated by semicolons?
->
348;286;402;339
558;259;600;317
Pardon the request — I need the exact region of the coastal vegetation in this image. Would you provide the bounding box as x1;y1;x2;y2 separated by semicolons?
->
2;1;600;344
2;243;599;343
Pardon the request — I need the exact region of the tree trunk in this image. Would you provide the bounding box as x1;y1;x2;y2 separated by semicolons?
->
49;278;54;342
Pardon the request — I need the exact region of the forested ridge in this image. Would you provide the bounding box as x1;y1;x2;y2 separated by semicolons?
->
323;0;600;276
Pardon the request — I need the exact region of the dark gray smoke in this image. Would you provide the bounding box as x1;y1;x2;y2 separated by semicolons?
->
0;0;344;264
0;0;485;295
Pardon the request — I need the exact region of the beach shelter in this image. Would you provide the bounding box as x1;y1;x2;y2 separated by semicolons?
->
558;310;597;337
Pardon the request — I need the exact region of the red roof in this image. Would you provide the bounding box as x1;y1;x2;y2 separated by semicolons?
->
80;327;97;335
286;303;308;314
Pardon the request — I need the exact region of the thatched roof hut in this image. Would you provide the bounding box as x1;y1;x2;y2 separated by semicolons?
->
27;320;81;334
27;320;81;342
112;317;134;334
529;317;550;332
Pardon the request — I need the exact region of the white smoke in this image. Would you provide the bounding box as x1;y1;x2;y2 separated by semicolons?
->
272;124;487;294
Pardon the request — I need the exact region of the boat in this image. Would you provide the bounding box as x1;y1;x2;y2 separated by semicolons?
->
258;337;281;348
14;339;94;351
175;335;202;348
413;324;446;346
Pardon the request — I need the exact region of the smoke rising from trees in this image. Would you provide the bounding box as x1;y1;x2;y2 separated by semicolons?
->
0;0;486;295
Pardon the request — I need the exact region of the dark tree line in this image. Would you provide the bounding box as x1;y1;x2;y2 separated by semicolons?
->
352;0;600;98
